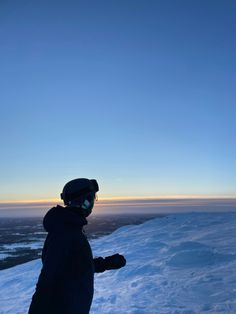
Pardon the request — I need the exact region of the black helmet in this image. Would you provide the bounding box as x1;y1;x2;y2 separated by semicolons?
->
61;178;99;206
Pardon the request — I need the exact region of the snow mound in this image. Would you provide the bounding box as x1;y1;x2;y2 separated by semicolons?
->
1;212;236;313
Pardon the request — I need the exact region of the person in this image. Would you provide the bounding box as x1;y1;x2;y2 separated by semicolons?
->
28;178;126;314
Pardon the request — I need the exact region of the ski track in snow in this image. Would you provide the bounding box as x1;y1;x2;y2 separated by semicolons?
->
1;212;236;313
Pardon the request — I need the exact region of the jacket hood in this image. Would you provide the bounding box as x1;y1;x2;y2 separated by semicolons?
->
43;205;88;233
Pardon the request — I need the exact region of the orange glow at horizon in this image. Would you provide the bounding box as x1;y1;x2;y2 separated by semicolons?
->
0;195;236;217
0;194;236;205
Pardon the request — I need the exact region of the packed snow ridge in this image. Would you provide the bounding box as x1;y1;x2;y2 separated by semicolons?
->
1;212;236;314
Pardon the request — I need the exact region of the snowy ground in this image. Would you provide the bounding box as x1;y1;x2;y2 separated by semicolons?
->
1;212;236;313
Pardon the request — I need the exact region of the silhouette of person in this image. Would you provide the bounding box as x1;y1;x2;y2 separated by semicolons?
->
28;178;126;314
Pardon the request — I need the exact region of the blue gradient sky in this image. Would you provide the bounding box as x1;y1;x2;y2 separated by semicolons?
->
0;0;235;202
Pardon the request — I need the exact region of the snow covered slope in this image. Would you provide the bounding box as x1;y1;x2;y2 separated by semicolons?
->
1;212;236;313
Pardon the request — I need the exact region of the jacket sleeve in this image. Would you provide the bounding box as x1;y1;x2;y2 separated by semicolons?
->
28;235;69;314
38;235;68;288
29;233;94;314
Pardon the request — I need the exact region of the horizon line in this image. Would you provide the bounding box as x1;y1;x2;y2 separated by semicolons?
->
1;194;236;205
0;195;236;216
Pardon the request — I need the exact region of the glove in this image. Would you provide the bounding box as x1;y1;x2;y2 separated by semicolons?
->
104;253;126;270
93;253;126;273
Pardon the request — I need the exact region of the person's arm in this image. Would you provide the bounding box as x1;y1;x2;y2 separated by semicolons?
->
36;235;69;292
28;235;69;314
93;253;126;273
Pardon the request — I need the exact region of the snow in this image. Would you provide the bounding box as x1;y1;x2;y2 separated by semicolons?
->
2;242;43;251
1;212;236;313
0;253;10;260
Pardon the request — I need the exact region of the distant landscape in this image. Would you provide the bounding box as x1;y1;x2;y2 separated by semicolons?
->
0;213;163;270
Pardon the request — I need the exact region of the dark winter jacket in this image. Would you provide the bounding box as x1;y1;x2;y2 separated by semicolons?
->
28;205;103;314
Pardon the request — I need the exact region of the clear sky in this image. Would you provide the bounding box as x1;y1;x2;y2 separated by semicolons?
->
0;0;236;204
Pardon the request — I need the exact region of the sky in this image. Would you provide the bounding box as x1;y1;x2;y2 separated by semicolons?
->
0;0;236;214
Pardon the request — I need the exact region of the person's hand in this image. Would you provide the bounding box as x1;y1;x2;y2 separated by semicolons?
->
104;253;126;270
